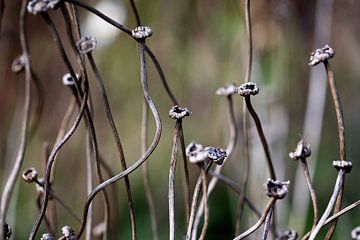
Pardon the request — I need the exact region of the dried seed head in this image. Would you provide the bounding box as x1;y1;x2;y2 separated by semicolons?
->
333;160;352;173
40;233;55;240
76;36;97;54
264;179;290;199
309;44;335;66
11;55;26;73
186;141;208;164
22;168;38;183
289;140;311;160
351;226;360;240
132;26;153;40
276;229;298;240
169;105;191;119
62;73;79;86
61;225;77;240
236;82;260;97
3;223;12;240
204;146;227;165
27;0;60;15
216;83;237;96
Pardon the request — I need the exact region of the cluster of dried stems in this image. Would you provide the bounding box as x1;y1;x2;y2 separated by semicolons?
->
0;0;359;239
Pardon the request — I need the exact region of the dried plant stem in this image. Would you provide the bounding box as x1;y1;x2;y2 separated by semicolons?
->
322;60;346;240
300;158;319;229
308;170;345;240
169;120;181;240
193;95;237;237
261;207;273;240
0;1;32;238
29;70;44;138
245;96;276;180
76;40;162;238
233;197;276;240
127;0;141;26
85;132;94;240
87;53;137;240
198;166;209;240
141;100;159;240
244;0;252;84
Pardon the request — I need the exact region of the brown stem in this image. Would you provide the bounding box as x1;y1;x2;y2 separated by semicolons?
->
198;165;209;240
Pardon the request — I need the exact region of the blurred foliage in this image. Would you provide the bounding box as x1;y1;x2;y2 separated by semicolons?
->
0;0;360;239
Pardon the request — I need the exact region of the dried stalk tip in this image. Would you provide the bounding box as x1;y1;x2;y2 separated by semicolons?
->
204;146;227;165
11;55;26;73
276;229;298;240
186;141;207;164
236;82;259;97
22;168;38;183
216;83;237;96
27;0;60;15
3;223;12;240
351;226;360;240
308;44;335;66
333;160;352;173
169;105;191;119
62;73;79;86
289;139;311;160
61;225;77;240
76;36;97;54
132;26;153;40
264;179;290;199
40;233;55;240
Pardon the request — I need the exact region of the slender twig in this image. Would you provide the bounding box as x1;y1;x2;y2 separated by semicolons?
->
169;120;181;240
198;165;209;240
323;60;346;240
85;131;94;240
0;1;32;238
127;0;141;26
141;100;159;240
308;170;345;240
76;40;162;239
87;52;137;240
261;207;273;240
300;157;319;229
233;197;276;240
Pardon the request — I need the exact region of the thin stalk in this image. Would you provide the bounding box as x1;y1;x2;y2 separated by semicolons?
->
308;170;345;240
261;207;273;240
76;40;162;239
300;158;319;229
0;0;3;34
87;53;137;240
85;132;94;240
233;197;276;240
141;100;159;240
193;95;237;237
127;0;141;26
244;96;276;180
198;166;209;240
28;69;44;138
0;1;32;238
169;120;181;240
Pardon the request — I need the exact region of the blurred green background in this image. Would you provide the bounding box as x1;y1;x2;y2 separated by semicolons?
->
0;0;360;239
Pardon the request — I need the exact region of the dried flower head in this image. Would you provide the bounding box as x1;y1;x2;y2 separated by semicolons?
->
264;179;290;199
76;36;97;54
27;0;60;15
3;223;11;240
289;140;311;160
236;82;260;97
11;55;26;73
276;229;298;240
333;160;352;173
22;168;38;183
216;83;237;96
169;105;191;119
62;73;79;86
351;226;360;240
186;141;207;164
41;233;55;240
309;44;335;66
204;146;227;165
132;26;153;40
61;225;77;240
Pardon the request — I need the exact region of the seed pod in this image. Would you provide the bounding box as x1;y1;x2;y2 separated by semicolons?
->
76;36;97;54
264;179;290;199
27;0;60;15
132;26;153;40
169;105;191;120
308;44;335;66
333;160;352;173
289;140;311;160
236;82;260;97
22;168;38;183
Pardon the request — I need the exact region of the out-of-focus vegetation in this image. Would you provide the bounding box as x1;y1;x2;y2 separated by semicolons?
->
0;0;360;239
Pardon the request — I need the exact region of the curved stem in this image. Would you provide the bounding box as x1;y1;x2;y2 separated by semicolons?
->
261;207;273;240
245;96;276;180
0;1;32;238
233;197;276;240
244;0;252;84
127;0;141;26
